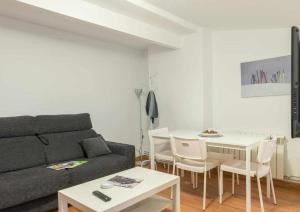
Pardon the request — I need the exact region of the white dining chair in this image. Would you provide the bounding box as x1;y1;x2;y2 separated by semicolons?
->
219;137;277;212
207;151;240;183
148;128;174;172
170;136;220;210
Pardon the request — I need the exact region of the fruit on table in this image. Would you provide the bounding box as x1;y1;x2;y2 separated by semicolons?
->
202;129;218;134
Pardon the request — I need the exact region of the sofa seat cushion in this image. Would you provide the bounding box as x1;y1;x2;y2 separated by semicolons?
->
68;154;129;185
0;166;70;210
0;194;58;212
0;136;46;173
42;129;98;163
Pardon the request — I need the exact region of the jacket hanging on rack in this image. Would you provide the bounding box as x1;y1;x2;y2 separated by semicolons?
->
146;90;158;123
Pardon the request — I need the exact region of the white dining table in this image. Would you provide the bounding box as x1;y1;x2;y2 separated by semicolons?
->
150;130;268;212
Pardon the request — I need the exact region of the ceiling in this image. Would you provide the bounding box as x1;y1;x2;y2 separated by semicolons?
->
145;0;300;29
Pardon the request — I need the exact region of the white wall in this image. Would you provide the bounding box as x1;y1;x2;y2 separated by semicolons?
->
202;29;213;129
0;16;149;151
212;28;300;177
2;14;299;177
147;31;205;130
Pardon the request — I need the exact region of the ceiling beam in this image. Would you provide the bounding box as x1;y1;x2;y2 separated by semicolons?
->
0;0;184;49
125;0;199;33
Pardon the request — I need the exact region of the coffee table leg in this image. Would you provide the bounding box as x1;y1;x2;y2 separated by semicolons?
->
58;193;68;212
172;181;180;212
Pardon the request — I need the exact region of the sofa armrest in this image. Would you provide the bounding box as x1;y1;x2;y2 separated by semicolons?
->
105;141;135;168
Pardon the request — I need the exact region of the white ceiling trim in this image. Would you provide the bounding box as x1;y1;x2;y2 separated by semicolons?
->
125;0;199;33
0;0;185;49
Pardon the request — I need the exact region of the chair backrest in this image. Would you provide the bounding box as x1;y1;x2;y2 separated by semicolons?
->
148;128;169;138
170;136;207;160
148;128;170;153
257;137;277;164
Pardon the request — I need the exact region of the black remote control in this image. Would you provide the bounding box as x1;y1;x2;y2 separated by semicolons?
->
92;190;111;202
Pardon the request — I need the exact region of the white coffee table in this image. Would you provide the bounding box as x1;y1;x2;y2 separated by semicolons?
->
58;167;180;212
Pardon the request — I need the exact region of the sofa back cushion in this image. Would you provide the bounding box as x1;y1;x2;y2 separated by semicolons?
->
0;136;46;173
42;129;98;163
0;116;35;138
36;113;92;134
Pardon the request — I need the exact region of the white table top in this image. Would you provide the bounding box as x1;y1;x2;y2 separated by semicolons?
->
152;130;268;147
59;167;179;212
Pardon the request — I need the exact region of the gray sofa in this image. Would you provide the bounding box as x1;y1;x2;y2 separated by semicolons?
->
0;113;135;212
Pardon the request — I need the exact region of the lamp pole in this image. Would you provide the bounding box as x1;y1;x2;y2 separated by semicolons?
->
135;88;148;166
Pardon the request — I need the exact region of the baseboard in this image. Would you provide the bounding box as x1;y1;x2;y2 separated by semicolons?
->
135;155;149;162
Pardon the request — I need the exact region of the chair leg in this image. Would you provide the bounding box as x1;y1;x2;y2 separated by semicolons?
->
232;173;235;195
176;167;179;176
266;174;271;198
171;164;176;199
191;172;194;187
195;173;198;189
257;176;265;212
167;163;170;173
219;170;223;204
236;174;240;185
217;167;220;195
203;171;207;210
181;169;185;177
172;163;176;175
269;170;277;205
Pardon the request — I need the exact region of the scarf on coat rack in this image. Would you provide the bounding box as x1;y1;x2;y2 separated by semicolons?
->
145;90;158;123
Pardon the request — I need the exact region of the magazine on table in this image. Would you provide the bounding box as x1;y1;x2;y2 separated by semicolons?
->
108;175;143;188
47;160;88;170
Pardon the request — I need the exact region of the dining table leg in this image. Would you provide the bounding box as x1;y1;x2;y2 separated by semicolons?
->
150;140;155;170
246;146;251;212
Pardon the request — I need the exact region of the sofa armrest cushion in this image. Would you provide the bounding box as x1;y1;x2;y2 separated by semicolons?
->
105;141;135;168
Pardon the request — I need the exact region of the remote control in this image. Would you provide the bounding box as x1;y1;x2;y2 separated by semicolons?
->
92;190;111;202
